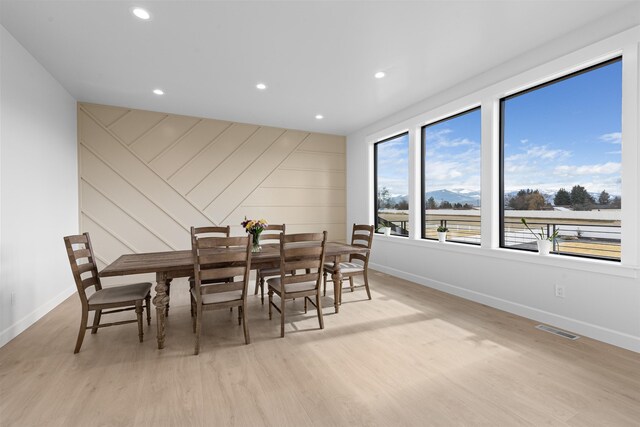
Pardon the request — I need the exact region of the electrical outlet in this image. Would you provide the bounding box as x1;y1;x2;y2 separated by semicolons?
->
554;284;565;298
11;292;16;306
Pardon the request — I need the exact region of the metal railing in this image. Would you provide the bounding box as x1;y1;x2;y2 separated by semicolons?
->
424;217;481;245
377;217;409;236
503;219;621;261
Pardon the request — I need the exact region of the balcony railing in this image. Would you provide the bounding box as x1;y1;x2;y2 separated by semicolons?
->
424;217;481;245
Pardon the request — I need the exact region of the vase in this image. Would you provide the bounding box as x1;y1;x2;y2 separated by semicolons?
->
536;239;552;255
251;232;261;252
438;231;447;242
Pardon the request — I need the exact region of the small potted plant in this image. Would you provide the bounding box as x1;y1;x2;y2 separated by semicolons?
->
377;225;391;236
437;225;449;242
520;218;560;255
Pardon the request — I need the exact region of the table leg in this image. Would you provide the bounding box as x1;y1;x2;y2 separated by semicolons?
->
153;271;169;349
331;257;342;313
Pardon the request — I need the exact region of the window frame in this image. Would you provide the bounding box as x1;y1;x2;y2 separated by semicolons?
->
498;56;623;261
374;131;410;237
421;106;482;245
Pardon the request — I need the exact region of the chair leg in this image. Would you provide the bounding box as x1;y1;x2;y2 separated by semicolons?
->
363;270;372;300
91;309;102;334
74;308;89;354
280;296;286;338
323;271;327;296
145;294;151;326
194;304;202;355
316;292;324;330
254;272;260;295
268;288;273;320
304;297;308;313
349;276;355;292
242;303;250;345
238;305;242;326
135;302;144;343
260;277;265;305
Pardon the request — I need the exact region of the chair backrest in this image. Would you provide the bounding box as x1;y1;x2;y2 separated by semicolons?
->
63;233;102;305
259;223;285;244
191;225;230;239
192;234;252;303
278;231;327;294
349;224;374;266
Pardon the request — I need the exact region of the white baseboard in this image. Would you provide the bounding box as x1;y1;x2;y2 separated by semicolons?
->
370;262;640;354
0;286;76;348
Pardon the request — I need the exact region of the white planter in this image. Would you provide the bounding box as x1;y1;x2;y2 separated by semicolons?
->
536;239;552;255
384;227;391;236
438;232;447;242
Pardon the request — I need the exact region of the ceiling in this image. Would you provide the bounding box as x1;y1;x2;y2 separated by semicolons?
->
0;1;634;135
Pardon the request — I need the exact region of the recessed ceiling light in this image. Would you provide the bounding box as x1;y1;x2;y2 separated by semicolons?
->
256;83;267;90
153;89;164;95
374;71;386;79
132;7;151;20
315;114;324;120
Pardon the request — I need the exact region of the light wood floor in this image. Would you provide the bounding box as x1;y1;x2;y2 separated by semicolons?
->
1;270;639;426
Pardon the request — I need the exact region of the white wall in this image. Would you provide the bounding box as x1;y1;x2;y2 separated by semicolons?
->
0;25;78;347
347;6;640;353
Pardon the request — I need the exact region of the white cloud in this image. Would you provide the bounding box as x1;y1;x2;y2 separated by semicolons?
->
553;162;621;176
599;132;622;144
506;145;571;162
520;139;529;144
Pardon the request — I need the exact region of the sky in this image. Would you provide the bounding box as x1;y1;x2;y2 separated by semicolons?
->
375;58;622;198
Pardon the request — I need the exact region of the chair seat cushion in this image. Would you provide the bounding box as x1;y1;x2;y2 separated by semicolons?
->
267;277;317;294
88;282;151;305
323;262;364;274
190;288;243;305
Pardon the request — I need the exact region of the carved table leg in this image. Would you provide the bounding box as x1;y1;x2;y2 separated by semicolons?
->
331;257;342;314
153;271;169;349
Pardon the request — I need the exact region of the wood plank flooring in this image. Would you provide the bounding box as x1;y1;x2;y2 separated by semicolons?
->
1;270;639;426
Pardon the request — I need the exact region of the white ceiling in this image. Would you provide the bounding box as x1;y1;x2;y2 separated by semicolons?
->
0;1;634;135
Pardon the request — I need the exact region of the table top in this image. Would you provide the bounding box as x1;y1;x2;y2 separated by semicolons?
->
99;242;368;277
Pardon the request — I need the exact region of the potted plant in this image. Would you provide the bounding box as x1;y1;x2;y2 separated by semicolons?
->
520;218;560;255
437;225;449;242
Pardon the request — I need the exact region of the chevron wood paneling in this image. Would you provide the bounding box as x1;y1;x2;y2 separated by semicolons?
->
78;103;346;267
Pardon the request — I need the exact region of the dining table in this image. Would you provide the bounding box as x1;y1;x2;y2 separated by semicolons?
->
99;242;369;349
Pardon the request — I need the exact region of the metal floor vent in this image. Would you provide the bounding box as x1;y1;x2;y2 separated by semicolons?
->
535;324;580;340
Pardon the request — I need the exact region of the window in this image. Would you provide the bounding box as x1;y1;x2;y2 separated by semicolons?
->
374;133;410;237
500;58;622;261
422;108;481;244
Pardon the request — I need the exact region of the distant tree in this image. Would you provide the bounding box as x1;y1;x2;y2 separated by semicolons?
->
453;202;463;209
462;203;473;209
570;185;594;211
377;187;390;209
611;196;621;208
395;200;408;210
598;190;610;205
508;189;548;210
554;188;571;206
426;196;437;210
439;200;452;209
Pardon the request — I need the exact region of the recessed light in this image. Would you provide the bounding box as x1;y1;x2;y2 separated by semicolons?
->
153;89;164;95
374;71;386;79
256;83;267;90
132;7;151;20
315;114;324;120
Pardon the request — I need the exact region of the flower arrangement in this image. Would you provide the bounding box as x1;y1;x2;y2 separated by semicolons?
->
241;217;268;251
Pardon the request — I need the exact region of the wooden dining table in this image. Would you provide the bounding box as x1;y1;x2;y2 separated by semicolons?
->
99;242;369;349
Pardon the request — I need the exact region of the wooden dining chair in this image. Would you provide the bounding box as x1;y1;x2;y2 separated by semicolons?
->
267;231;327;337
63;233;152;354
253;223;285;304
187;225;231;317
323;224;374;301
191;234;253;355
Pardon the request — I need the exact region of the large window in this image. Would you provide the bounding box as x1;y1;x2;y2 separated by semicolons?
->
422;108;481;244
500;58;622;261
374;133;410;237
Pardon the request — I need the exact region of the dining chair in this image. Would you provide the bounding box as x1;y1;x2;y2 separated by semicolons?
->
187;225;231;318
267;231;327;337
253;223;285;304
323;224;374;302
63;233;152;354
191;234;253;355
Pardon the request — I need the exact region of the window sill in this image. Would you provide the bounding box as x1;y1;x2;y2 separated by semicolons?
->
373;234;638;278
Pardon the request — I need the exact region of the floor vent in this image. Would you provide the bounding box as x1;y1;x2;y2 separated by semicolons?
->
535;324;580;340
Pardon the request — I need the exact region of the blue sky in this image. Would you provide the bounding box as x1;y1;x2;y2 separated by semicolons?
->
376;58;622;198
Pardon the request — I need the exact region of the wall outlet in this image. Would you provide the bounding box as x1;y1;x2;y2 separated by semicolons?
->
554;284;565;298
11;292;16;306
